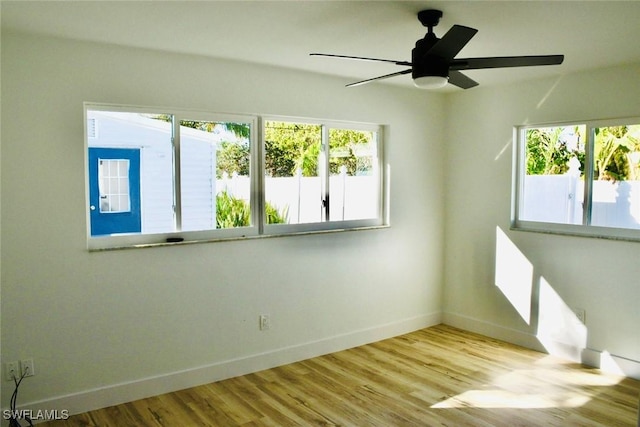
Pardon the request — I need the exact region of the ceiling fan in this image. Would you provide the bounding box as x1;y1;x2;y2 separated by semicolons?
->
311;9;564;90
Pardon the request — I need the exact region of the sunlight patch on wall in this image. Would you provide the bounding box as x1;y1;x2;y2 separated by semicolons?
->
495;227;533;324
536;75;564;109
537;277;587;362
494;138;512;161
599;351;626;376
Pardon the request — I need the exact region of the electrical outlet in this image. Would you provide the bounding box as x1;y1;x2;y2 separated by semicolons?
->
573;308;586;325
20;359;35;377
5;362;19;381
259;314;271;331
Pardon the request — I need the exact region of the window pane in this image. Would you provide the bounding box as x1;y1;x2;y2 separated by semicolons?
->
179;120;251;230
520;125;586;224
99;159;131;213
329;128;378;221
590;125;640;229
88;111;173;235
264;121;322;224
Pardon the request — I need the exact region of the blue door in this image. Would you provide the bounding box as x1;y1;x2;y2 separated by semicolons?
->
89;148;141;236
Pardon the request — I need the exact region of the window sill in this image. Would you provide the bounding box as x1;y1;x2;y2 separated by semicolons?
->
511;221;640;243
88;224;390;252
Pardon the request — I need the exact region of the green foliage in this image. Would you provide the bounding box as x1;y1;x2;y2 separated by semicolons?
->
264;122;374;177
526;125;640;181
265;139;297;177
216;141;249;178
216;191;250;228
329;129;373;176
148;116;375;179
265;202;289;225
264;122;322;177
179;120;216;132
216;191;288;228
222;123;250;139
526;127;578;175
296;139;321;177
176;120;251;179
593;125;640;181
172;118;250;140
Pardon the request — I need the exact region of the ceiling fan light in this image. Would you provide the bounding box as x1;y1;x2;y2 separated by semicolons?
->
413;75;449;89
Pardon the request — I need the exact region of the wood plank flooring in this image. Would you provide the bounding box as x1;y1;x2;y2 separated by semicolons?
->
40;325;640;426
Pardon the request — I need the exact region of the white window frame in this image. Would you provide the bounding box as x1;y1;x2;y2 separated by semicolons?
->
262;116;385;236
512;117;640;241
85;103;259;250
85;104;388;250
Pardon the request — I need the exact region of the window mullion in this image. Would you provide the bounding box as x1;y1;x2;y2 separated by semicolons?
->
321;125;330;222
513;128;526;225
375;128;384;222
172;115;183;232
255;117;264;234
582;125;595;226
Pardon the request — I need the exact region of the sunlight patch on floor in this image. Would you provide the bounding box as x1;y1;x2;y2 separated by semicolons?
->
430;360;622;410
431;389;590;409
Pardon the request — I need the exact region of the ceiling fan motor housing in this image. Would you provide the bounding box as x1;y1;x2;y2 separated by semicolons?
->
412;37;449;79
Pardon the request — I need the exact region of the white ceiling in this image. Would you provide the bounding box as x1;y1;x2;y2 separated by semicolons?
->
3;1;640;90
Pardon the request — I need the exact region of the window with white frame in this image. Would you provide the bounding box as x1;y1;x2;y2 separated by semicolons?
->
263;119;382;234
85;105;386;249
512;118;640;240
86;106;258;249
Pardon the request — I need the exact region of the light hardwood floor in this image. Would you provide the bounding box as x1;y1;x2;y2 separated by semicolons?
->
41;325;640;426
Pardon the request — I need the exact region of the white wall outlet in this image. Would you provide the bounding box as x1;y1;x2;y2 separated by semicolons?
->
573;308;586;325
5;361;19;381
259;314;271;331
20;358;35;377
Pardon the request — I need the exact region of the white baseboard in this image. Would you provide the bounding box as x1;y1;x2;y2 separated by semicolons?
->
21;312;442;422
443;311;546;352
443;311;640;380
582;348;640;379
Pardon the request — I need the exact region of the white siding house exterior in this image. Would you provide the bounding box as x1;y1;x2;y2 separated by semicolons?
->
87;110;218;234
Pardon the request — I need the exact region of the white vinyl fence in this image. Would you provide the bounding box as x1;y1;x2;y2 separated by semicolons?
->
522;175;640;229
218;170;377;224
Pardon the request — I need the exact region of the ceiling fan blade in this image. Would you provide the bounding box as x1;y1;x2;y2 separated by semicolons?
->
451;55;564;70
310;53;412;67
346;69;412;87
426;25;478;60
448;70;478;89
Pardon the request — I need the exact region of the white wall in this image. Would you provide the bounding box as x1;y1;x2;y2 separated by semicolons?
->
443;63;640;374
0;32;445;412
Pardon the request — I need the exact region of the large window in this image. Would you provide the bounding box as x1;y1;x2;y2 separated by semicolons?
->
85;105;385;249
86;106;257;249
513;118;640;240
263;119;382;234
